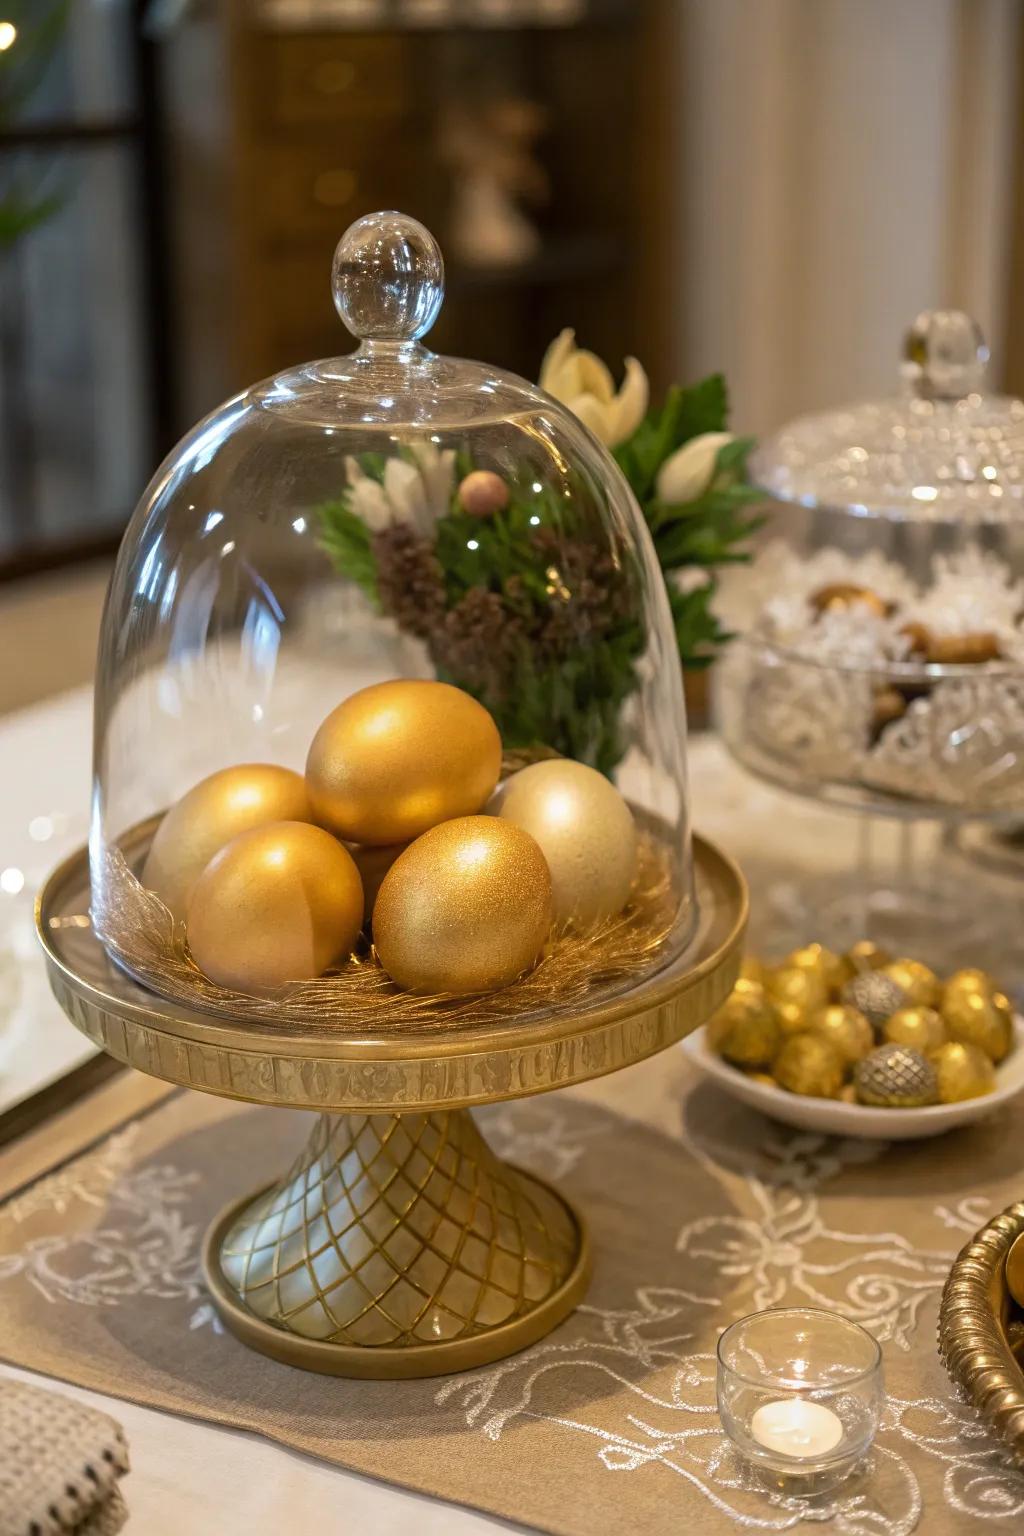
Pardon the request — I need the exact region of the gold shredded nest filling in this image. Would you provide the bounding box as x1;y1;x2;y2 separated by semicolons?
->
90;830;680;1037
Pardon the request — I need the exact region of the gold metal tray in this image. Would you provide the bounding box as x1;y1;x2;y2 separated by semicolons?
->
939;1201;1024;1467
36;831;745;1378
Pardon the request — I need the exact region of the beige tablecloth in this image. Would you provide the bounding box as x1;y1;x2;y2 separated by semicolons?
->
1;1049;1023;1535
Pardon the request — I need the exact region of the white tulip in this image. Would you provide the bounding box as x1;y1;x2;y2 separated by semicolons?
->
539;328;649;449
345;442;456;536
655;431;734;505
345;458;393;532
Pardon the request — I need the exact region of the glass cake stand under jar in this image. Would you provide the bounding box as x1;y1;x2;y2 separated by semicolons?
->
36;212;746;1377
714;311;1024;984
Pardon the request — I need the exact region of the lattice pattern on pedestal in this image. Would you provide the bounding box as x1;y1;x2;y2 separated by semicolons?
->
219;1110;580;1346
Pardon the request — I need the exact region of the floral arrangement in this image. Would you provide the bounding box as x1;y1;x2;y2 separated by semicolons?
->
317;331;759;771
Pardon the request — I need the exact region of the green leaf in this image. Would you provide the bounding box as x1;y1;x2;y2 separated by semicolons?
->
316;499;380;604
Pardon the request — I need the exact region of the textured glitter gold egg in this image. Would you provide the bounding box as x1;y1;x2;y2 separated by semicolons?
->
766;964;829;1017
347;840;410;923
306;680;502;845
373;816;552;995
882;1006;946;1054
707;979;781;1069
773;1033;845;1098
806;1004;874;1067
941;986;1013;1063
142;763;312;920
187;821;364;995
881;959;940;1008
784;943;851;996
931;1041;996;1103
493;758;636;928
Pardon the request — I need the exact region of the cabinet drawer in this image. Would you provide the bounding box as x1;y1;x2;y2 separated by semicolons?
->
257;138;412;239
259;34;410;125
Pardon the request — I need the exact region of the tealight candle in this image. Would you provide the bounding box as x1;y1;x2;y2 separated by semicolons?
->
750;1398;844;1458
716;1307;883;1495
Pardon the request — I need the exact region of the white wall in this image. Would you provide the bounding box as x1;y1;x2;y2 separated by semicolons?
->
674;0;1020;436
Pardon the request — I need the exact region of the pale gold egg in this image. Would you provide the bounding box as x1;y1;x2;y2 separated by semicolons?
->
142;763;312;920
493;758;636;928
373;816;552;995
187;821;363;994
306;680;501;845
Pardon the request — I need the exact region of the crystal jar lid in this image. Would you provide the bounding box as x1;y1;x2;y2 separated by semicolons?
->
752;311;1024;523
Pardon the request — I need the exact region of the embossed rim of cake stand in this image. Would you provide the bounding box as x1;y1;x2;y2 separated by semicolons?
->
35;832;747;1114
938;1200;1024;1467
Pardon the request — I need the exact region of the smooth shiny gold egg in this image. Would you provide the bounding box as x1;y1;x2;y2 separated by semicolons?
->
142;763;312;920
187;821;364;995
306;680;502;845
881;959;941;1008
943;967;993;999
784;943;851;996
941;986;1014;1063
882;1006;946;1054
492;758;636;928
773;1033;845;1098
373;816;552;995
707;979;781;1069
931;1041;996;1103
766;964;830;1017
845;940;892;973
806;1004;874;1067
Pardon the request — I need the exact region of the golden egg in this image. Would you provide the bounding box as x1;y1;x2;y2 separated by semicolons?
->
707;979;781;1069
142;763;312;920
881;959;941;1008
373;816;552;995
773;1033;845;1098
187;821;364;995
806;1004;874;1067
739;955;766;986
941;986;1014;1063
881;1006;946;1054
306;680;501;845
931;1041;996;1103
766;964;830;1017
943;968;997;1002
493;758;636;928
347;840;410;924
784;943;851;996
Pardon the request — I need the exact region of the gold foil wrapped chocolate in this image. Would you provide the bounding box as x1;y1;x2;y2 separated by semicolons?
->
773;1033;845;1098
941;986;1013;1063
783;942;851;996
766;963;830;1018
931;1041;996;1103
707;980;781;1069
806;1004;874;1066
881;958;941;1009
881;1006;946;1054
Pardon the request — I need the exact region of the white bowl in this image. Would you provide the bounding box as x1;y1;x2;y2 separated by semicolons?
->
681;1018;1024;1140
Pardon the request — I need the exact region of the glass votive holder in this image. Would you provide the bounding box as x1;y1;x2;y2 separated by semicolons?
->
716;1307;884;1495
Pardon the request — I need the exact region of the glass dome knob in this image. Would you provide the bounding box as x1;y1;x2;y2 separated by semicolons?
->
331;210;445;344
902;309;989;400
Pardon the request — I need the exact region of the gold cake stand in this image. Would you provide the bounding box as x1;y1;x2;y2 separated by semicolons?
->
36;833;745;1379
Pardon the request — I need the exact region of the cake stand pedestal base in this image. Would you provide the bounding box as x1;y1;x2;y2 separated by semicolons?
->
201;1107;590;1378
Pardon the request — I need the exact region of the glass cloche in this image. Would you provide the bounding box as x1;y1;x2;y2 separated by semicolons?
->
716;310;1024;822
90;211;695;1030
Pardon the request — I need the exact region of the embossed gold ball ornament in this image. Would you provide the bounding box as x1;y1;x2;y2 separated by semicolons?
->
306;680;502;845
931;1041;996;1103
881;1006;946;1054
766;964;829;1018
854;1045;937;1108
773;1033;845;1098
941;986;1014;1063
141;764;312;920
881;959;940;1009
784;943;851;996
806;1004;874;1067
707;979;781;1069
186;821;364;995
493;758;636;928
372;816;552;995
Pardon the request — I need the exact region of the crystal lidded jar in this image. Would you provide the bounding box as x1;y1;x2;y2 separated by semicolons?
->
90;211;696;1023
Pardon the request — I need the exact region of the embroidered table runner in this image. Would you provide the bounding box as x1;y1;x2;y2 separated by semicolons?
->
1;1052;1022;1535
